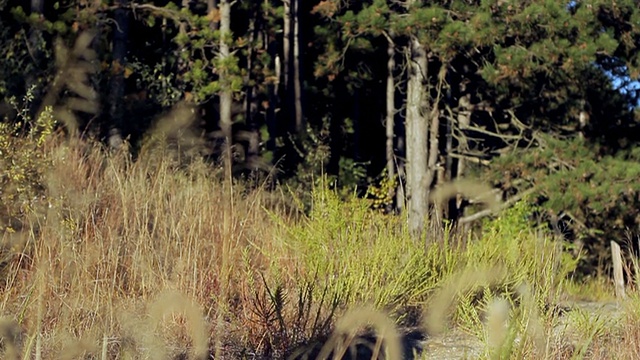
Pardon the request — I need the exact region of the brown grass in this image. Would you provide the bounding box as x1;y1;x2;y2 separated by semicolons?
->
0;135;307;358
1;131;640;359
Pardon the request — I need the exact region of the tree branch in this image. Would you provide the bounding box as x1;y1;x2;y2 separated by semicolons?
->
447;153;490;165
459;186;537;224
465;125;523;140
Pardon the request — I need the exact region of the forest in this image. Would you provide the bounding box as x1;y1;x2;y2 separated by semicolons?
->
1;0;640;359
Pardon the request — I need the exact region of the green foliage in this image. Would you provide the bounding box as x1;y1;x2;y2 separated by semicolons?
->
322;0;639;128
126;2;244;105
0;96;56;231
450;201;576;329
284;118;370;210
490;134;640;273
280;186;433;309
280;185;576;332
365;170;397;211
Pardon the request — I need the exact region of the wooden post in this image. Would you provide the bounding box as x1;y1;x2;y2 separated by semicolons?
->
611;241;626;299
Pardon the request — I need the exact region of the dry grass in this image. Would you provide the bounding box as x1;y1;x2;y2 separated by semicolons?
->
0;124;639;359
0;134;306;358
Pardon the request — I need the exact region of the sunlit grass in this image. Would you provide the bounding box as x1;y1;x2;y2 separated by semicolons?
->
0;119;638;359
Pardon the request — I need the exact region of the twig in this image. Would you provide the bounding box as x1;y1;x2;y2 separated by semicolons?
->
447;153;491;165
464;125;523;140
459;186;537;224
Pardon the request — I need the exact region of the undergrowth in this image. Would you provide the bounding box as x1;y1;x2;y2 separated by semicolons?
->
0;108;638;359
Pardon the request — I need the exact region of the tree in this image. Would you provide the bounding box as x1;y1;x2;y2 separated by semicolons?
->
292;0;304;134
384;32;396;214
2;0;640;272
404;10;430;238
107;0;130;148
312;0;640;249
217;0;232;172
26;0;45;118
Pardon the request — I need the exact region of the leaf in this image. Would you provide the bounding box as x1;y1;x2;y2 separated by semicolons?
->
206;9;221;23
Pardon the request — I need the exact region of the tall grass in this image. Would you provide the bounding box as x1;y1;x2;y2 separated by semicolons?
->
0;119;638;359
0;129;301;358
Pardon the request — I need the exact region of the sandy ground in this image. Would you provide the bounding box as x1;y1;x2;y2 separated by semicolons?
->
420;300;624;360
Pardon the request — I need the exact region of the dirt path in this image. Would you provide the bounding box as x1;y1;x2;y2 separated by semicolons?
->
419;301;624;360
422;329;483;359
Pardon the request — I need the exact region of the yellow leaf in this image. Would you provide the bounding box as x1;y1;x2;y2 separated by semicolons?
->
124;67;134;79
206;9;220;23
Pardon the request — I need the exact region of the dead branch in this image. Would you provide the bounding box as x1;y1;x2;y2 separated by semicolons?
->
459;186;537;224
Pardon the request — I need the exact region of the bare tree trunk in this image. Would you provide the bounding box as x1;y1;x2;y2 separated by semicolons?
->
281;0;300;170
425;111;445;221
385;36;396;214
292;0;303;133
282;0;291;90
406;36;429;239
27;0;45;119
107;0;130;148
455;136;467;217
423;68;444;223
266;34;279;153
244;7;260;170
395;101;406;212
216;2;233;360
218;0;232;168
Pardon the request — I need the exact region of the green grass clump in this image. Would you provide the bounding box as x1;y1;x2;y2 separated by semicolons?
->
279;187;435;309
278;188;584;359
282;186;576;320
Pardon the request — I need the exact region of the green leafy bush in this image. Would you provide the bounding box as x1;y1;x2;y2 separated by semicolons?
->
0;99;56;232
490;134;640;274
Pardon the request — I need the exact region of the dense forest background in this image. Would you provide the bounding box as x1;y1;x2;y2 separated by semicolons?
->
1;0;640;275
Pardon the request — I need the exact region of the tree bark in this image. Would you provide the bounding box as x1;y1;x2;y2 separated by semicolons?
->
107;0;130;148
406;36;429;239
27;0;45;119
281;0;301;170
292;0;303;133
218;0;232;162
282;0;291;90
385;35;396;213
424;67;445;223
244;6;260;170
216;1;233;359
266;35;279;153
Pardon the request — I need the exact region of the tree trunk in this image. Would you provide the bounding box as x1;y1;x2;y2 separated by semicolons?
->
216;1;233;359
281;0;300;170
395;92;406;212
266;35;279;153
244;7;260;170
445;97;457;220
282;0;291;90
292;0;303;133
424;68;444;223
385;36;396;213
218;0;232;165
107;0;130;148
406;36;429;239
27;0;44;120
